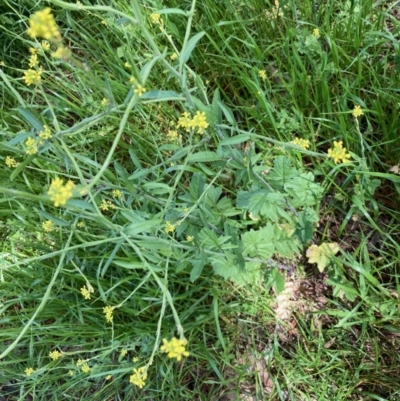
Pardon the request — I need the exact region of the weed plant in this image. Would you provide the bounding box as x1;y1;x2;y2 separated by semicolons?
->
1;0;400;400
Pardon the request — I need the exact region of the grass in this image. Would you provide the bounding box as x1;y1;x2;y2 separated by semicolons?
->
1;0;400;399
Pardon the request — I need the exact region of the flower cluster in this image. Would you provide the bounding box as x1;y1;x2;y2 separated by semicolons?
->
80;284;94;300
352;105;364;118
291;137;310;150
129;366;147;388
258;69;267;80
76;359;91;373
25;367;35;376
5;156;18;168
177;111;209;134
23;68;43;86
103;306;114;323
160;337;189;361
150;13;161;24
112;189;123;199
25;137;38;154
49;350;62;361
100;199;116;211
165;221;175;234
327;141;351;164
27;8;61;41
42;220;55;232
313;28;320;38
47;178;75;207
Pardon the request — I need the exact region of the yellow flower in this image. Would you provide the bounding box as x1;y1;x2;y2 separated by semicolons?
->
27;8;61;41
23;68;42;86
42;220;55;232
5;156;18;168
68;370;74;376
47;177;75;207
134;84;146;97
76;359;84;367
41;40;50;51
124;61;131;68
39;125;52;140
112;189;122;199
129;76;136;84
105;374;112;380
186;235;194;242
150;13;161;24
132;356;139;362
160;337;189;361
165;221;175;234
100;199;115;211
80;286;91;300
129;366;147;388
25;367;35;376
29;47;38;54
52;46;71;59
49;350;61;360
0;61;5;66
291;137;310;150
167;130;179;141
190;111;209;134
29;54;38;68
258;69;267;80
177;112;192;132
313;28;320;38
77;221;85;227
81;363;91;373
25;137;38;155
101;98;108;107
101;19;108;26
170;52;178;61
352;105;364;118
103;305;114;323
120;349;128;357
327;140;351;164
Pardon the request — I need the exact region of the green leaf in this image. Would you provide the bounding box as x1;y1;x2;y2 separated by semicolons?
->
181;31;205;64
190;151;220;163
267;156;299;189
220;133;251;146
242;225;275;259
272;268;285;294
284;172;323;207
190;252;208;282
141;90;183;101
306;243;340;272
210;253;236;280
124;219;163;236
17;107;43;131
189;172;206;202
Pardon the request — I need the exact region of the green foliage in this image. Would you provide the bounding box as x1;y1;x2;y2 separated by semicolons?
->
1;0;400;399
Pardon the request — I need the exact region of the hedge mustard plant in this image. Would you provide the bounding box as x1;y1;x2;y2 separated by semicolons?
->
5;156;18;167
103;306;114;323
327;141;351;164
160;337;189;361
25;367;35;376
291;137;310;149
25;137;38;154
23;68;42;86
49;350;61;360
129;366;147;388
47;178;75;207
164;221;175;234
42;220;55;232
27;8;61;41
352;105;364;118
258;69;267;80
